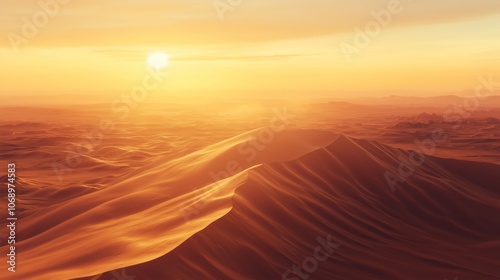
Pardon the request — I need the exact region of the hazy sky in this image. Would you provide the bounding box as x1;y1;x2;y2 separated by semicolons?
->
1;0;499;97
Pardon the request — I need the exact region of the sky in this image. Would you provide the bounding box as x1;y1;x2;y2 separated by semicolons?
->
0;0;499;98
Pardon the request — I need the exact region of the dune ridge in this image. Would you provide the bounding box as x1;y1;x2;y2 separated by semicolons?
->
1;129;337;280
89;134;500;280
2;128;499;279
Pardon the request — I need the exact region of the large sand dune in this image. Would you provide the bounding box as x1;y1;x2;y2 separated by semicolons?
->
87;133;500;280
2;129;337;280
2;126;499;279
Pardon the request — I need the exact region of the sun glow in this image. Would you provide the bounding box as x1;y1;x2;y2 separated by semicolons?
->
147;52;170;70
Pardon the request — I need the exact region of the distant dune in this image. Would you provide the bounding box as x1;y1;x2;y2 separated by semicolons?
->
2;127;499;279
349;95;500;108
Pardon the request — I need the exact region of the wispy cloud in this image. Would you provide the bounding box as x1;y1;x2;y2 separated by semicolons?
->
1;0;500;48
93;49;320;61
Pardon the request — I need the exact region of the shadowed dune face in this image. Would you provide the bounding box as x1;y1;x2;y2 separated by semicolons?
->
0;102;499;280
90;135;500;280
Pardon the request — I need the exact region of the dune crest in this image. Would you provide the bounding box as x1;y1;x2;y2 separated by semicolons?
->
90;133;500;280
1;129;337;280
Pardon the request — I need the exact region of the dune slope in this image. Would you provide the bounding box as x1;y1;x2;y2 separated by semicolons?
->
1;129;337;280
92;134;500;280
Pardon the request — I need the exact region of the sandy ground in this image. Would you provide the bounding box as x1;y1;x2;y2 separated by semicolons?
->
0;98;499;279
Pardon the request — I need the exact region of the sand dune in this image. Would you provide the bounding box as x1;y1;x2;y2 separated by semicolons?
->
1;129;337;280
85;133;500;280
2;127;498;279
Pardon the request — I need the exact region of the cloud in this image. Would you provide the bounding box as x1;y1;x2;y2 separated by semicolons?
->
0;0;499;49
93;49;319;61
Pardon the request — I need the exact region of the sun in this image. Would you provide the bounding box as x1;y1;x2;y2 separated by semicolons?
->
147;52;170;70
